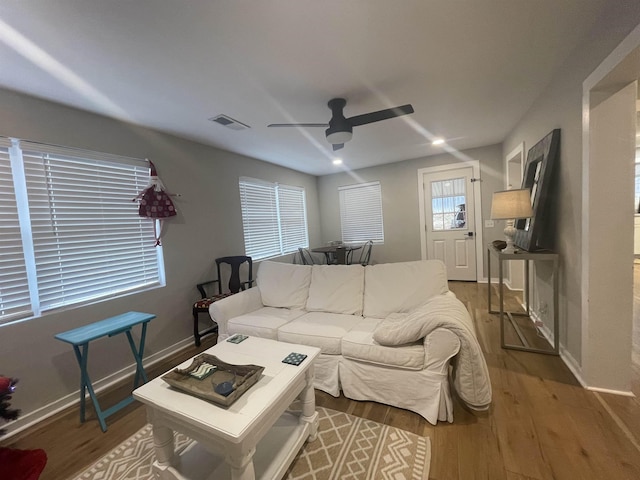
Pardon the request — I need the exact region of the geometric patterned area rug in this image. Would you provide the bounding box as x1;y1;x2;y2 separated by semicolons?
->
71;407;431;480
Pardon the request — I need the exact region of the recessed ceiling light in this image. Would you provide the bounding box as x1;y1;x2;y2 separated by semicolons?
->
432;138;445;146
333;158;343;165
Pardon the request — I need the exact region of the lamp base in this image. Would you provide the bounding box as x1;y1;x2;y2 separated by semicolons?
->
502;222;519;254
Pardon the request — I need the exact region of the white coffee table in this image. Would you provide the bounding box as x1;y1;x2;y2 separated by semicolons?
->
133;336;320;480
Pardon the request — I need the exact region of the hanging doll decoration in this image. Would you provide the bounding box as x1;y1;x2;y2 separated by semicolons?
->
134;159;177;246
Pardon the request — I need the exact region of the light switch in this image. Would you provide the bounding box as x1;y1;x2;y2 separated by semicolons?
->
485;220;495;228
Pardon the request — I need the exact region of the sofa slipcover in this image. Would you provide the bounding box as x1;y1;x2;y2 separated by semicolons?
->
210;259;491;424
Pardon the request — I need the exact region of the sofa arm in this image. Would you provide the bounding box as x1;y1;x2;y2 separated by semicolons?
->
209;287;264;339
423;327;461;372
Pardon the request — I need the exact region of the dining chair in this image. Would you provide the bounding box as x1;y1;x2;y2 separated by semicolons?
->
357;240;373;266
298;247;314;265
192;256;253;346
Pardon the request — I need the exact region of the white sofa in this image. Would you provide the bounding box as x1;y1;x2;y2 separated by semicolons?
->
209;259;491;424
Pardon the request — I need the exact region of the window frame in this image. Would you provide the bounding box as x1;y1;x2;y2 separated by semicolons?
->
339;181;385;244
238;177;309;260
0;137;164;324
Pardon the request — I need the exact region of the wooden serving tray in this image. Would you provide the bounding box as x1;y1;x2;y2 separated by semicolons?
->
162;353;264;407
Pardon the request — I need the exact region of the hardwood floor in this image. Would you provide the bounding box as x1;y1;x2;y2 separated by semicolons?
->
3;281;640;479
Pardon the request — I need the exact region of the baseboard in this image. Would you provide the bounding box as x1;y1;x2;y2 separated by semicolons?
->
587;385;636;397
527;311;588;387
525;314;635;397
481;277;523;291
1;336;194;440
558;343;587;387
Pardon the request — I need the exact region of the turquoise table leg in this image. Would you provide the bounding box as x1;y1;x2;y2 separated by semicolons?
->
125;322;149;388
72;343;108;432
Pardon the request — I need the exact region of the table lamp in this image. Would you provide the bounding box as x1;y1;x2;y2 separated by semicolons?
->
490;189;533;254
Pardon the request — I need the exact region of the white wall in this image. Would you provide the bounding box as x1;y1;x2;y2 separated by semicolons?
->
317;144;504;276
503;4;640;383
0;88;321;434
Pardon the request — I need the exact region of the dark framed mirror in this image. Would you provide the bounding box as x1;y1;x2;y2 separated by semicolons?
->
514;129;561;252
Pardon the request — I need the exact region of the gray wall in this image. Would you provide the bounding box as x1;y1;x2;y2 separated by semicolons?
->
0;88;320;431
317;144;504;275
503;4;640;374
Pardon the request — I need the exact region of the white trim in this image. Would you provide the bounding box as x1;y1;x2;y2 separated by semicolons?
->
505;142;525;189
587;386;635;397
417;161;483;281
581;23;640;391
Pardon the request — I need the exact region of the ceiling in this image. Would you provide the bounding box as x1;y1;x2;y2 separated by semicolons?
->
0;1;610;176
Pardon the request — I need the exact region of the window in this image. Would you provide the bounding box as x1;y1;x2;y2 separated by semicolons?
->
0;137;163;324
239;177;308;260
430;177;467;230
339;181;384;244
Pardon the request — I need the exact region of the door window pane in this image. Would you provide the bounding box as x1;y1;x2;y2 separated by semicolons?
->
431;177;466;230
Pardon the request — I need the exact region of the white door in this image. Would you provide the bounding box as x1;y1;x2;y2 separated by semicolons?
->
422;166;477;281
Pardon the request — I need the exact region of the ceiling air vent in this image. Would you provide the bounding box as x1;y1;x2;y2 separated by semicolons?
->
208;114;250;131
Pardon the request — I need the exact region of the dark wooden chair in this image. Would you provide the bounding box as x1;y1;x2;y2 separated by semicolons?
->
192;256;253;346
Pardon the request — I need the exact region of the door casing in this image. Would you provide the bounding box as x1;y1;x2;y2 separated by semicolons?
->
418;161;484;281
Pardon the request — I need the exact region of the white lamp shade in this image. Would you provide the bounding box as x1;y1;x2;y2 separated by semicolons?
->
490;189;533;220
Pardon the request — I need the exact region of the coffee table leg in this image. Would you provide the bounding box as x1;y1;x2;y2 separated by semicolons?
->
300;367;318;441
226;448;256;480
152;423;176;468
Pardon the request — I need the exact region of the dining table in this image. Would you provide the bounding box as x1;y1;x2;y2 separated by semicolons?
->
311;244;362;265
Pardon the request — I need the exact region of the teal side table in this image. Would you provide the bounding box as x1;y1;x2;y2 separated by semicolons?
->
55;311;156;432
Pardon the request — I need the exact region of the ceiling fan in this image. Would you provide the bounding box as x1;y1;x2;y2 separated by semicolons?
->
267;98;415;151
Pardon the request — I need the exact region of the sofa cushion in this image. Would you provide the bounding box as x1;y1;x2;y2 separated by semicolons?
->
363;260;449;318
306;265;365;315
341;318;425;370
227;307;306;339
277;312;363;355
256;261;311;309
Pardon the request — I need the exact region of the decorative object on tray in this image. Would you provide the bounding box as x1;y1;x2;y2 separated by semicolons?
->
162;354;264;407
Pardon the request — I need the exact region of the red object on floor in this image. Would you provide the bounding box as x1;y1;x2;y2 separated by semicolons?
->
0;447;47;480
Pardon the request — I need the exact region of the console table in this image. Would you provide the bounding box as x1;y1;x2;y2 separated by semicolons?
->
487;245;559;355
55;311;156;431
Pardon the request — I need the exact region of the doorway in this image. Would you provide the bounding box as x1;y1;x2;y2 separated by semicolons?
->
418;162;483;281
583;38;638;391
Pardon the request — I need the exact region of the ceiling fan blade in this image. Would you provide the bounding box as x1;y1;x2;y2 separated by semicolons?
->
332;143;344;151
267;123;328;128
348;104;414;127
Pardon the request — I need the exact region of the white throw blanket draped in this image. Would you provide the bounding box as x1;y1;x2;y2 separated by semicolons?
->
373;295;492;410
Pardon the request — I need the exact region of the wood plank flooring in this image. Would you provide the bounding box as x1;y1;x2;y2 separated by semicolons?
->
3;281;640;479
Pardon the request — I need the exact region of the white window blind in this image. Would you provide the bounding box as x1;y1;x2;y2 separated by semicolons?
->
0;137;164;323
339;181;384;244
278;184;309;254
0;140;32;321
239;177;308;260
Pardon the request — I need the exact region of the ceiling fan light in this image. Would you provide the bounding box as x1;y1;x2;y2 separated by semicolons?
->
326;130;352;144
